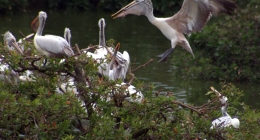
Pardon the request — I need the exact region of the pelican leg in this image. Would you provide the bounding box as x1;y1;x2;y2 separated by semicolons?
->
157;48;174;62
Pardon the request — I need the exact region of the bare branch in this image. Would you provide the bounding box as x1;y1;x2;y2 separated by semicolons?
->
131;59;153;72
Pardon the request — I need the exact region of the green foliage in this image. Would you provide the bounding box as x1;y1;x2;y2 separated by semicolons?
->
171;2;260;81
1;38;260;139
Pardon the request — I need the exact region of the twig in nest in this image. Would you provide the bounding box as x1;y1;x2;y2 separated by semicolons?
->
210;86;222;97
171;92;224;116
81;44;99;53
131;59;153;72
19;31;25;37
75;44;81;55
128;72;135;85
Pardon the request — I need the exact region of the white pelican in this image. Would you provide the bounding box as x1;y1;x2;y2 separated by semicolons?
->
3;31;24;55
119;82;143;103
112;0;236;62
86;18;130;81
32;11;74;58
210;93;240;129
3;31;36;82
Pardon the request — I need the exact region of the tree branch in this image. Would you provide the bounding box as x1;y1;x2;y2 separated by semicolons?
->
131;59;153;72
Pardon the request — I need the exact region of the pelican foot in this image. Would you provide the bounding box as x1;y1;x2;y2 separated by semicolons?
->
157;48;174;62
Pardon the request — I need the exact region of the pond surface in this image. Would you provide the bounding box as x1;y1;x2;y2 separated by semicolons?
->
0;10;259;108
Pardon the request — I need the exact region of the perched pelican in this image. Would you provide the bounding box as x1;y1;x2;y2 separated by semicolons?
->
3;31;24;55
112;0;236;62
32;11;74;58
3;31;36;82
210;93;240;129
105;82;143;103
119;82;143;103
86;18;130;81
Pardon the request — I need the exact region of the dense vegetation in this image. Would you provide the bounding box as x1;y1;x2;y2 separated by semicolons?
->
170;0;260;82
1;0;260;139
1;38;260;139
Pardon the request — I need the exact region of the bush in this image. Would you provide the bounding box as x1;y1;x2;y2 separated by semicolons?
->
0;34;260;139
171;1;260;81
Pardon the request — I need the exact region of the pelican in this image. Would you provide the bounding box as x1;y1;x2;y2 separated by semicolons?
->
3;31;24;55
112;0;236;62
210;93;240;129
32;11;74;58
3;31;36;82
86;18;130;81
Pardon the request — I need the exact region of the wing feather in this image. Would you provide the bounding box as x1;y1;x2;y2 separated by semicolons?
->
166;0;236;35
36;35;74;57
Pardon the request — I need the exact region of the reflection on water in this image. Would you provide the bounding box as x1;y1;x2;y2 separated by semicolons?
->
0;10;259;108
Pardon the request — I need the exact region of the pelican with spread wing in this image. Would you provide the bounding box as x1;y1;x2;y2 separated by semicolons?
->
112;0;236;62
86;18;130;81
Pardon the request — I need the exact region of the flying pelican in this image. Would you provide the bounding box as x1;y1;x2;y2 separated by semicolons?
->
210;90;240;129
86;18;130;81
111;0;236;62
32;11;74;58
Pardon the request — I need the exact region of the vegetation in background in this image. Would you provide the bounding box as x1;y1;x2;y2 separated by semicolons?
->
0;0;209;14
171;1;260;82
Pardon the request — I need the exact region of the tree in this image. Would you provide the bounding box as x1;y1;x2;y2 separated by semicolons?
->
0;34;259;139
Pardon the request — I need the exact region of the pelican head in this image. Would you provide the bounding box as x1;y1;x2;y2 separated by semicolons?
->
98;18;106;29
64;28;71;46
111;0;153;19
31;11;47;35
231;118;240;128
3;31;23;55
98;18;106;47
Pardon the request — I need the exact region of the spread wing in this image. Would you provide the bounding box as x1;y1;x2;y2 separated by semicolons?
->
166;0;236;35
36;35;74;57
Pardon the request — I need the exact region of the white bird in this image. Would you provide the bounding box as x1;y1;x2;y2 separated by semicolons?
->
120;82;143;103
3;31;24;55
2;31;35;82
32;11;74;58
105;82;143;103
210;94;240;129
86;18;130;81
112;0;236;62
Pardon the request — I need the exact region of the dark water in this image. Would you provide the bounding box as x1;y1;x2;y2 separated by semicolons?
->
0;11;259;108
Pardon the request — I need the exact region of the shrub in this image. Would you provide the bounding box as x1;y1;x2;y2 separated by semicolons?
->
171;1;260;81
0;36;260;139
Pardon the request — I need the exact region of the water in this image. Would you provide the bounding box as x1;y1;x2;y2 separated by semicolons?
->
0;10;259;108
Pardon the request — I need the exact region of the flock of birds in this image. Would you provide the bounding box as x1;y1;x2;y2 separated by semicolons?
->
1;0;239;130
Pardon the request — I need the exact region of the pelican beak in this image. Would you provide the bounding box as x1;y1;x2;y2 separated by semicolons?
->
110;43;120;70
111;0;144;19
10;40;24;55
31;15;39;32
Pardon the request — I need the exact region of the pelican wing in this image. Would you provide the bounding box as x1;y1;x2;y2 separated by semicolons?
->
211;116;232;129
166;0;236;34
36;35;74;57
